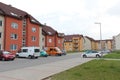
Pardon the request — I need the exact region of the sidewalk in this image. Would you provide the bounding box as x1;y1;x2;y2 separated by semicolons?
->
0;58;93;80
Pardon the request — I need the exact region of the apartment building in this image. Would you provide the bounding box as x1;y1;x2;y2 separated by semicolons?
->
0;2;42;53
113;34;120;50
42;25;64;50
64;35;73;52
83;36;97;50
64;34;84;52
95;39;113;51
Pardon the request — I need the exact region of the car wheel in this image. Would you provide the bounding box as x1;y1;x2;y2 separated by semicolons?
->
45;55;48;57
28;55;32;59
16;55;19;58
83;55;87;58
11;58;15;61
2;58;5;61
35;57;38;59
96;54;101;58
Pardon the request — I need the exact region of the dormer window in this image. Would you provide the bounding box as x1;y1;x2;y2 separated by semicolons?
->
31;19;36;23
48;32;52;35
10;12;18;17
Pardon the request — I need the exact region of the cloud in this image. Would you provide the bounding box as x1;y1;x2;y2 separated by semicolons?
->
107;1;120;16
1;0;120;40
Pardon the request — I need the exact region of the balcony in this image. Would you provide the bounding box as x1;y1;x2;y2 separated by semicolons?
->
73;45;79;48
73;40;79;43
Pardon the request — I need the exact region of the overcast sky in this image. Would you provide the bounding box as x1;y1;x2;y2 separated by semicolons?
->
1;0;120;40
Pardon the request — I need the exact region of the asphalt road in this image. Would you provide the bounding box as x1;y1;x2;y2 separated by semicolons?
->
0;52;82;72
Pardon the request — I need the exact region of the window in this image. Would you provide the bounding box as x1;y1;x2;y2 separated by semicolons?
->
11;23;18;29
0;20;2;26
11;33;18;39
32;27;36;32
0;44;1;50
32;36;36;41
22;49;28;52
58;40;60;44
0;32;1;38
10;44;17;50
34;49;40;52
48;39;52;43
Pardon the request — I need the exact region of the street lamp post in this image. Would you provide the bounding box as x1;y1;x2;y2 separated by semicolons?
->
95;22;102;50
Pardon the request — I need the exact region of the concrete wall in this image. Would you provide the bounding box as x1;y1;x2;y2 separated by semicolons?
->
0;15;4;50
83;37;91;50
114;34;120;50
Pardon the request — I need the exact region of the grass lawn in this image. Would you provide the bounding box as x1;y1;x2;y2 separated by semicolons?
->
103;51;120;59
51;59;120;80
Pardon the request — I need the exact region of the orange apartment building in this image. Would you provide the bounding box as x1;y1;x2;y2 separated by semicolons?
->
0;2;42;53
64;35;113;52
64;34;84;52
95;39;113;50
42;25;64;50
101;39;113;50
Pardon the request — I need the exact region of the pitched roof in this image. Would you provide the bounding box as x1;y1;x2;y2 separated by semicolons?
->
64;34;83;42
64;35;73;42
42;25;57;36
58;33;64;38
85;36;95;41
0;2;41;25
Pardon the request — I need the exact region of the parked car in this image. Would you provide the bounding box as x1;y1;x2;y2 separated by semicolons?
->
101;50;111;54
40;50;48;57
82;50;102;58
61;50;67;55
0;51;15;61
45;47;62;56
16;47;40;59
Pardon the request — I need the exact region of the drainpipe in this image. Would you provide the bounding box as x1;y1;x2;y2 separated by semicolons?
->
3;16;6;50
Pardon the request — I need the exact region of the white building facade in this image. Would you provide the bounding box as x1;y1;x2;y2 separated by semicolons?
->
0;15;4;50
113;34;120;50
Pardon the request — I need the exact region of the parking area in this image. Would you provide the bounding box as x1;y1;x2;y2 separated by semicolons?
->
0;53;82;72
0;53;93;80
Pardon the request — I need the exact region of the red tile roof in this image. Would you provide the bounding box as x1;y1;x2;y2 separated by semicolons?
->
42;25;57;36
64;34;83;42
0;2;41;25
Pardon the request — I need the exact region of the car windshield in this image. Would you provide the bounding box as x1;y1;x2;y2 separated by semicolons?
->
86;50;98;54
86;50;92;53
3;51;10;54
55;48;61;52
92;51;98;53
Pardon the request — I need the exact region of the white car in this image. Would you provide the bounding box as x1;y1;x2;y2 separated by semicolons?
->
16;47;40;59
82;50;102;58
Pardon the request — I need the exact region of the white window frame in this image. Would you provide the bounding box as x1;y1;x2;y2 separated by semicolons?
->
11;33;18;40
11;22;18;29
32;27;36;32
58;40;60;44
10;44;17;50
32;36;36;41
48;39;52;43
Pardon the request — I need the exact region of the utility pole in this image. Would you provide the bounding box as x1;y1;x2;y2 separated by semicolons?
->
95;22;102;50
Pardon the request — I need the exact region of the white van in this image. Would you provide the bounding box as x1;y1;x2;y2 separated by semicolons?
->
16;47;40;59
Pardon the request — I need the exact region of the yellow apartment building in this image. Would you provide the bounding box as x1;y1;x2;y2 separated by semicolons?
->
64;34;84;52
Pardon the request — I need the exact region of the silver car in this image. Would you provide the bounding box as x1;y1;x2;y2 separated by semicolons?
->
82;50;102;58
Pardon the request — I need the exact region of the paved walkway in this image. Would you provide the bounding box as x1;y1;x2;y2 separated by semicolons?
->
0;58;93;80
